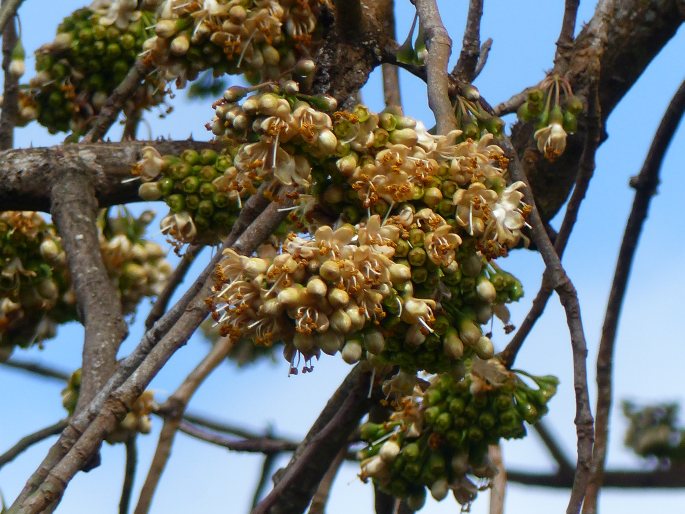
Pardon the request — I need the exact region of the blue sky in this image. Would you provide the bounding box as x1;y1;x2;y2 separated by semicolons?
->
1;1;685;513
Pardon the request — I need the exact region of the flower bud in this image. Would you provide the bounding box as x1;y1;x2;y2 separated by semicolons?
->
345;305;365;332
293;332;315;354
170;33;189;55
295;58;316;77
431;478;449;501
364;330;385;354
317;129;338;154
138;182;162;201
457;317;481;347
318;331;343;355
389;128;418;147
319;260;340;282
342;339;363;364
379;440;400;463
443;329;464;359
476;278;497;303
306;277;327;297
330;308;352;333
327;287;349;309
39;239;60;262
277;286;303;307
389;263;411;284
475;335;495;359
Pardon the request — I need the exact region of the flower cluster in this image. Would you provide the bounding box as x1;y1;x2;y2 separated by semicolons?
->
142;0;328;87
516;74;583;161
134;146;245;245
358;360;558;509
61;368;157;442
200;86;531;375
0;210;170;358
28;1;165;134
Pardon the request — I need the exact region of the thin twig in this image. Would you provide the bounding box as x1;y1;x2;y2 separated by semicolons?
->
134;335;235;514
414;0;457;133
488;445;506;514
253;365;371;514
0;420;68;469
177;421;299;454
472;37;492;81
500;135;594;514
555;0;580;66
507;464;685;488
1;359;69;382
452;0;484;82
251;452;278;509
0;0;21;36
309;447;346;514
380;0;401;108
145;244;202;330
534;420;574;475
0;3;18;150
583;78;685;514
81;59;153;143
119;436;137;514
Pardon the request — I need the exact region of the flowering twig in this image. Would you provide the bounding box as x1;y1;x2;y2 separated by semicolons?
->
144;244;203;330
0;420;68;469
414;0;457;134
0;6;18;151
134;335;235;514
452;0;484;82
499;135;593;514
119;436;137;514
253;365;372;514
81;59;153;143
583;78;685;514
50;168;127;412
500;80;602;367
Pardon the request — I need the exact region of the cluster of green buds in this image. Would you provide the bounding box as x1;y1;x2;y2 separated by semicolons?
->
98;209;172;313
0;212;69;356
28;0;165;134
142;0;328;87
358;360;558;509
516;74;583;161
134;146;244;245
453;85;505;140
199;88;531;374
0;210;170;358
61;369;156;442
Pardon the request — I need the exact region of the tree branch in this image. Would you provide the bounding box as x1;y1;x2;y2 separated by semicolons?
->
583;78;685;514
0;4;18;150
414;0;457;134
176;421;299;454
0;420;68;469
1;359;69;382
134;335;235;514
488;445;506;514
309;447;346;514
534;421;575;476
50;168;127;412
253;365;371;514
81;59;153;143
0;0;21;36
555;0;580;66
452;0;484;82
0;140;218;212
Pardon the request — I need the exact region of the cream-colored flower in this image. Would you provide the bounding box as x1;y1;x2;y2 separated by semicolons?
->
534;122;567;161
424;224;462;267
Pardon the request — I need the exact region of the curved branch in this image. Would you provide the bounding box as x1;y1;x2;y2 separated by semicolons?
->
583;78;685;514
0;420;68;469
453;0;484;82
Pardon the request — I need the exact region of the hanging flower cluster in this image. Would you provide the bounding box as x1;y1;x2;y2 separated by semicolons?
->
358;361;558;509
142;0;328;87
0;210;171;358
28;0;165;134
516;74;583;161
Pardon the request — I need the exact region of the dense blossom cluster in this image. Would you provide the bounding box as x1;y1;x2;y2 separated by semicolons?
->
28;0;164;134
0;210;171;358
358;361;558;508
142;0;328;86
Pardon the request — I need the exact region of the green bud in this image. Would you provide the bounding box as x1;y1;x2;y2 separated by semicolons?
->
166;194;185;212
181;176;200;193
138;182;162;201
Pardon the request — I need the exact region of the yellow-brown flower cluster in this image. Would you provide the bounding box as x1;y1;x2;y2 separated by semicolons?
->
28;1;165;134
0;210;170;358
143;0;327;86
